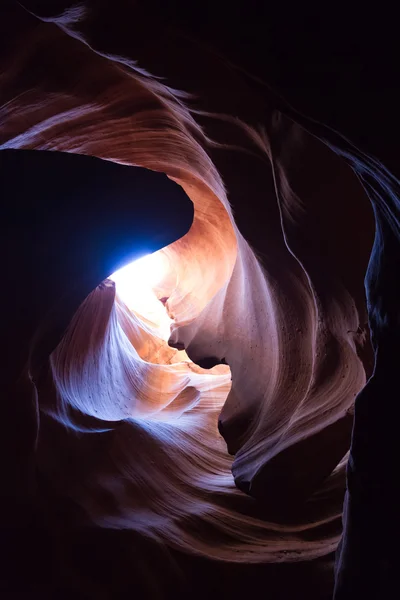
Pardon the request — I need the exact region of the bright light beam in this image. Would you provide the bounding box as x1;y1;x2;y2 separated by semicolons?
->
109;252;172;340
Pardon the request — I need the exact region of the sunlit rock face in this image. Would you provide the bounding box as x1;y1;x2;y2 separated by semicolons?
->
2;2;390;599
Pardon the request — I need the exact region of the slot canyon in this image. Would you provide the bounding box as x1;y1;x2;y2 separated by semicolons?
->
1;3;399;599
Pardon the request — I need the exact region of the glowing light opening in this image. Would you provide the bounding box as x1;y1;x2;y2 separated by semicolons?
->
109;252;172;340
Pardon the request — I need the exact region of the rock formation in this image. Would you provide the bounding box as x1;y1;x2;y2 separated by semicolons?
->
1;2;397;598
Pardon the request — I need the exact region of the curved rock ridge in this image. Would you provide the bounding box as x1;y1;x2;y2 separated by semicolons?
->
2;3;385;597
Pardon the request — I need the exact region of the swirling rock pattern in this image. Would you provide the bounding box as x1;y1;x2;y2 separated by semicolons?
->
2;2;397;599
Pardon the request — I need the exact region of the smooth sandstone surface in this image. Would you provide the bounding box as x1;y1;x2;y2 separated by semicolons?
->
2;2;398;598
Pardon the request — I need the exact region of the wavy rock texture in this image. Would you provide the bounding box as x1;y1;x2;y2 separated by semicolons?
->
2;2;392;599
